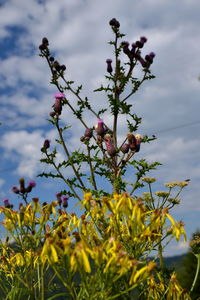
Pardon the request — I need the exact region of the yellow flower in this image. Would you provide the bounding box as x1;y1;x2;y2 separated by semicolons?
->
154;191;170;198
141;177;156;184
41;238;59;264
130;261;156;284
70;241;91;273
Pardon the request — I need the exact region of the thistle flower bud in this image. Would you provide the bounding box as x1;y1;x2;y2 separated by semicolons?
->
56;192;62;205
62;196;69;208
42;139;50;152
145;52;155;64
106;59;113;73
80;136;86;142
135;134;142;152
121;41;131;56
3;198;10;208
105;140;117;157
12;186;19;194
60;65;66;71
139;57;147;68
19;178;25;193
84;128;93;138
42;37;49;46
131;43;136;55
49;56;54;62
49;111;56;118
135;40;144;48
26;180;36;193
127;133;137;151
53;98;62;115
109;18;120;28
95;119;106;136
39;44;46;51
121;143;130;154
140;36;147;44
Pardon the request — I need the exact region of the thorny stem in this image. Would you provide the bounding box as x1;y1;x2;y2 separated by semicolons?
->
55;118;85;189
46;152;81;201
86;144;97;191
121;72;148;103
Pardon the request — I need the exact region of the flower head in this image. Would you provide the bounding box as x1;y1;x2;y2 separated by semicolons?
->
12;186;19;194
28;180;36;188
54;92;65;99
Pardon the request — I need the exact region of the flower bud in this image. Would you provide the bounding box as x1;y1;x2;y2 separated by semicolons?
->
135;134;142;152
80;136;86;142
95;119;106;136
62;196;69;208
12;186;19;194
19;178;25;193
39;44;46;51
42;139;50;152
84;128;93;138
3;198;10;208
127;133;137;151
121;143;130;154
121;41;131;56
135;40;144;48
105;139;117;157
49;111;56;118
49;56;54;62
140;36;147;44
26;180;36;193
56;192;62;205
106;59;113;73
42;37;49;46
53;98;62;115
139;57;147;68
109;18;120;28
60;65;66;71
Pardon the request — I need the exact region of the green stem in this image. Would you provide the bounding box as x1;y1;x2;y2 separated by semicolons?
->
47;153;81;201
56;120;86;189
158;237;164;271
190;253;200;294
87;144;97;190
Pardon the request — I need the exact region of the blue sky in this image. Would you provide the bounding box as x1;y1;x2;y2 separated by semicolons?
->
0;0;200;256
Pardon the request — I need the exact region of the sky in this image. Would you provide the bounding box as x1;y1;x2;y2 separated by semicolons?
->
0;0;200;256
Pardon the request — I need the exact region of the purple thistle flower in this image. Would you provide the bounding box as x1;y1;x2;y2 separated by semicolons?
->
25;180;36;193
84;128;93;138
28;181;36;188
54;92;65;99
140;36;147;44
149;52;156;58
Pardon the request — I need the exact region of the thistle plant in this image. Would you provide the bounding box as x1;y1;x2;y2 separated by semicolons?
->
0;18;193;299
38;18;159;199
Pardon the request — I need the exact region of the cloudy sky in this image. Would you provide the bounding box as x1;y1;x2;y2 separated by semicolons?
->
0;0;200;256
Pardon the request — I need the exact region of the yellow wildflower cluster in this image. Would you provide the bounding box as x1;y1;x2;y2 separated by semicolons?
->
0;193;190;299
